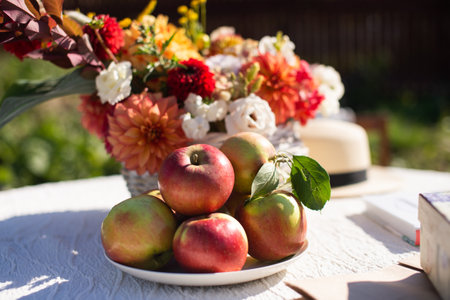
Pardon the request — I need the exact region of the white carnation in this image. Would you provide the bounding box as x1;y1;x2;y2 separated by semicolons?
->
259;35;297;66
225;94;276;137
184;93;228;122
184;93;207;116
96;61;132;105
206;100;228;122
311;64;345;116
181;114;210;140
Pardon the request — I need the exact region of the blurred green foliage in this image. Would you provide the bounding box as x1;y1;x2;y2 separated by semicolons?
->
0;53;120;190
0;51;449;190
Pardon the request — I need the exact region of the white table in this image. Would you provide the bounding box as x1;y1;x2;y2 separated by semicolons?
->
0;167;449;299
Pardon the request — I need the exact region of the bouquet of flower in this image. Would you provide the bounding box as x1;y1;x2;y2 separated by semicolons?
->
0;0;344;177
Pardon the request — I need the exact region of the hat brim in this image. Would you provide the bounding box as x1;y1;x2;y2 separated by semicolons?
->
331;166;402;198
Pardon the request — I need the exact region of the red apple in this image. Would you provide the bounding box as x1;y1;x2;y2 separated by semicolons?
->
101;194;177;269
236;191;307;261
219;132;276;194
158;144;235;216
173;213;248;272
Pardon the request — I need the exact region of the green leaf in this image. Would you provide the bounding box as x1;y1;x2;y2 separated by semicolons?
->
0;68;96;128
250;162;279;200
290;155;330;210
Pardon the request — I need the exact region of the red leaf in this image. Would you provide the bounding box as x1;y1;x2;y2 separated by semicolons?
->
23;19;51;40
42;0;63;25
1;0;37;21
24;0;40;19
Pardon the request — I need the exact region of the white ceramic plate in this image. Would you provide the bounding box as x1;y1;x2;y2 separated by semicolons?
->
105;240;308;286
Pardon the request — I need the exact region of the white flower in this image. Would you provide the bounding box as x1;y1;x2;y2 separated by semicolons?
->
184;93;228;122
184;93;206;116
64;10;92;24
225;94;276;137
205;54;242;74
205;100;228;122
259;35;297;66
95;61;132;105
311;64;345;117
181;114;210;140
210;26;236;41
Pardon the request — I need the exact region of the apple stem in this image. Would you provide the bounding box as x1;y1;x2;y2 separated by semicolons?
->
191;153;199;165
272;152;293;168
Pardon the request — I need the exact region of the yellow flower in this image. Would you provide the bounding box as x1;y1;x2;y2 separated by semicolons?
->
137;0;157;22
121;15;202;71
119;18;132;28
187;10;198;21
179;17;188;25
177;5;188;14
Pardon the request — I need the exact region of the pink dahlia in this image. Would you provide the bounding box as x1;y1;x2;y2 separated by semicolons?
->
82;14;124;60
78;94;113;139
106;92;188;175
167;58;215;101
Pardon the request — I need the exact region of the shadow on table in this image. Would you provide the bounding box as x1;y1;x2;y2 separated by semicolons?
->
347;272;439;300
346;213;417;254
0;210;285;299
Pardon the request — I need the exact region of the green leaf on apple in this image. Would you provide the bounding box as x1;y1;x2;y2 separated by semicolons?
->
250;162;279;200
290;155;330;211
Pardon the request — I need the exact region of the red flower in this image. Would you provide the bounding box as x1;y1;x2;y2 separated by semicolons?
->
82;14;124;60
294;60;324;125
167;58;215;101
295;89;324;125
78;94;114;140
2;39;41;60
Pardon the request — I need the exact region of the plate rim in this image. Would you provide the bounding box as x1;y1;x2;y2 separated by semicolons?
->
104;240;308;286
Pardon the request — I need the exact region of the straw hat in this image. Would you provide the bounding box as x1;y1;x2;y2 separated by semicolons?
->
297;119;401;198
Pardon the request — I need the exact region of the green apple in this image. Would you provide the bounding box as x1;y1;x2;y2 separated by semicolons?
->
236;191;307;261
220;132;276;194
101;194;177;269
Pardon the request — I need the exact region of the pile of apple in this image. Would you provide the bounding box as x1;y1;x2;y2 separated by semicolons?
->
101;132;329;273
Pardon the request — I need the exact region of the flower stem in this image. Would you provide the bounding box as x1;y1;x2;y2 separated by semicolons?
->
94;29;119;64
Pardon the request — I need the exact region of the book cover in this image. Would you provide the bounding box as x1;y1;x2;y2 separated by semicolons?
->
364;192;420;246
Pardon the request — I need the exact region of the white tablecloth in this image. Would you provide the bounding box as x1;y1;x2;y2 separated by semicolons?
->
0;167;449;299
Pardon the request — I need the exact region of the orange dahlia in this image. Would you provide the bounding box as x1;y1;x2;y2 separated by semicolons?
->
106;92;188;175
250;52;300;125
78;94;113;139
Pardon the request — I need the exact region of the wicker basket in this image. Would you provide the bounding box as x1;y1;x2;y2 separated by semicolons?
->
122;123;308;196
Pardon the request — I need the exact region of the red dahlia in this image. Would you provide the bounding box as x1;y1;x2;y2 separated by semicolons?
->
2;39;41;60
82;14;124;60
167;58;215;101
